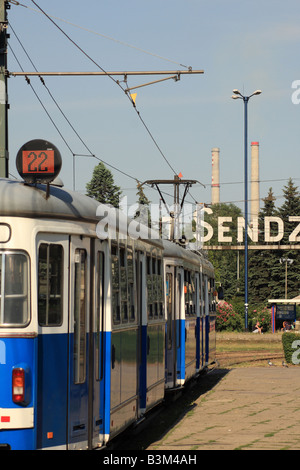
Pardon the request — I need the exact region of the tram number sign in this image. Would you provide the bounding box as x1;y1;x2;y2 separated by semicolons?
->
22;150;55;174
16;139;62;184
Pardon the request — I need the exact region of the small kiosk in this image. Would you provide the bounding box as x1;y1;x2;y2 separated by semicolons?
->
268;297;300;332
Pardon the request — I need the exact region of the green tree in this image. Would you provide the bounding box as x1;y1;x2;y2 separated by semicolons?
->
134;180;151;227
86;162;122;208
271;178;300;298
248;188;278;303
136;180;150;206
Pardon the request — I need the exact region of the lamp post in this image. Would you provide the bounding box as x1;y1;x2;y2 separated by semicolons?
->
232;89;262;330
280;257;294;299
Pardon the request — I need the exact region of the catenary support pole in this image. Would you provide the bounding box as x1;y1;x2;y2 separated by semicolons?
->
0;0;8;178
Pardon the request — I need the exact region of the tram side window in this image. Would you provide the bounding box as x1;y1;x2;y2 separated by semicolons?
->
111;244;136;325
152;257;158;318
184;270;190;315
209;278;216;312
166;272;173;350
208;278;212;313
202;278;206;315
184;269;196;316
127;247;135;322
96;251;104;381
74;249;87;384
213;278;216;311
147;254;164;320
184;270;188;315
198;277;202;315
146;255;153;319
0;252;29;327
191;271;196;314
38;244;63;326
120;246;128;322
111;244;120;324
157;258;164;318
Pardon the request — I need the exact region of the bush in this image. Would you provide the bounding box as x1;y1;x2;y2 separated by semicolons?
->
216;301;243;332
282;332;300;364
229;298;272;332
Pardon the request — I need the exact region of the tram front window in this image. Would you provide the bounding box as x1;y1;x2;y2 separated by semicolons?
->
0;252;30;327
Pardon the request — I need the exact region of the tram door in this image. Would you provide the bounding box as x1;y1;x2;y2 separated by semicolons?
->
68;236;91;450
91;242;105;448
136;251;145;412
166;267;175;388
36;234;69;450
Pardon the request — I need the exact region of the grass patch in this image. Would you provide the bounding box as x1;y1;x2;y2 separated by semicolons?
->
217;332;283;353
216;332;285;367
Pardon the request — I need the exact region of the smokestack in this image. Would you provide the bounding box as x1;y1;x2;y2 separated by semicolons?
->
211;147;220;204
251;142;260;221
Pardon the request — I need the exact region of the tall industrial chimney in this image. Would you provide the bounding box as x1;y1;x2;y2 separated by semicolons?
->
250;142;260;221
211;147;220;204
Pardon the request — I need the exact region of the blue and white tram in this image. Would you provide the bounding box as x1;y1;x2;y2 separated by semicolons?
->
163;241;216;389
0;177;215;450
202;256;216;367
0;178;165;450
109;232;165;438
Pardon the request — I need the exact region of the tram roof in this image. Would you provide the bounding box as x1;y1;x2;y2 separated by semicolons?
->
163;239;202;263
0;178;162;246
162;239;214;274
0;178;101;221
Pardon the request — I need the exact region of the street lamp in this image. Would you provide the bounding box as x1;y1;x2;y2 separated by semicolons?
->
232;89;262;330
280;257;294;299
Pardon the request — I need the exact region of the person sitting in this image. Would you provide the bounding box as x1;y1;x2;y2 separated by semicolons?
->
281;321;291;331
252;321;262;334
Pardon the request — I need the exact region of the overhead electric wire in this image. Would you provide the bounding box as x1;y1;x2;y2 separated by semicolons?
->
8;0;190;69
8;38;138;184
29;0;178;176
8;1;204;206
9;2;292;212
9;37;182;204
9;21;176;193
8;44;74;155
201;177;300;188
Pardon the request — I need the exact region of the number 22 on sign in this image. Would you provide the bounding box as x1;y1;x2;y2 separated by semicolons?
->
22;150;54;174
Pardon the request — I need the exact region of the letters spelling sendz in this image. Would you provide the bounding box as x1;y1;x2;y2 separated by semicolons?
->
202;213;300;244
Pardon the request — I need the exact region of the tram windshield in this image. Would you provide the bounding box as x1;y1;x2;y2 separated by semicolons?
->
0;252;30;327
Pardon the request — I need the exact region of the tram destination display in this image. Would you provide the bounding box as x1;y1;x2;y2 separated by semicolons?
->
16;139;62;184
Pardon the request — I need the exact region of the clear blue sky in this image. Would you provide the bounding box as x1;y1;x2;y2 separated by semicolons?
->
6;0;300;213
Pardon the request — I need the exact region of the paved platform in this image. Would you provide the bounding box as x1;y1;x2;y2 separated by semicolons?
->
147;367;300;450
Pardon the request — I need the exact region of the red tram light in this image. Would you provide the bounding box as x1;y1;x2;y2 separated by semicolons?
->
12;368;25;404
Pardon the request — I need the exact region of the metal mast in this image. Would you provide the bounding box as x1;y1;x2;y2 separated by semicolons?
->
0;0;8;178
141;176;203;241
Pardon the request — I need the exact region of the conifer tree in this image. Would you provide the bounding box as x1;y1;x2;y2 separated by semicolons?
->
248;188;277;303
134;180;151;227
272;178;300;298
136;180;151;207
86;162;122;208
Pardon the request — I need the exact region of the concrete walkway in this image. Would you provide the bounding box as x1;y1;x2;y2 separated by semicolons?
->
147;367;300;450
